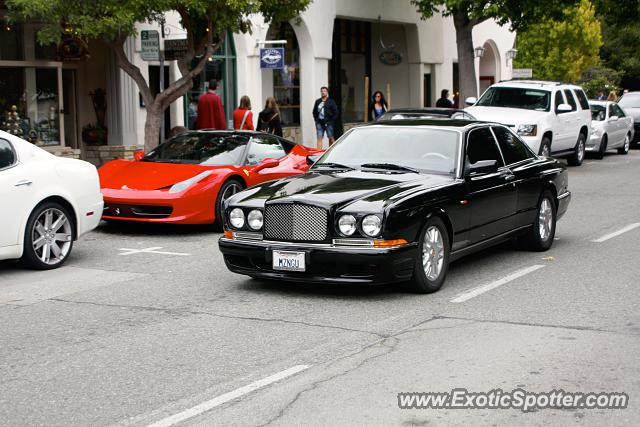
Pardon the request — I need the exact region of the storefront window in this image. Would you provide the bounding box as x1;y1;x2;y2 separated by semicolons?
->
267;22;300;126
0;66;61;145
0;22;23;61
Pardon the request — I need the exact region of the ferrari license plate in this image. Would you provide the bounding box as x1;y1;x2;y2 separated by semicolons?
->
272;250;306;272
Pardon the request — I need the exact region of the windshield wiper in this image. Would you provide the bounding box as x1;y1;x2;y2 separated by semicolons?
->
360;163;420;174
313;162;355;170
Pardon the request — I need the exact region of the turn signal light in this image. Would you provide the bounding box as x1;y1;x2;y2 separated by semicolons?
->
373;239;408;248
223;230;234;239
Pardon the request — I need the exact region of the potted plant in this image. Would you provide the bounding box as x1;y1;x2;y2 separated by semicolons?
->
82;123;108;145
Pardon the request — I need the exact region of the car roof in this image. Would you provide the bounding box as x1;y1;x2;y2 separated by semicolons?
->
384;107;467;115
491;80;581;90
588;100;610;106
364;118;499;129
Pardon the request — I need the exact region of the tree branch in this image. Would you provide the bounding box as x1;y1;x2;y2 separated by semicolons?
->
107;34;153;107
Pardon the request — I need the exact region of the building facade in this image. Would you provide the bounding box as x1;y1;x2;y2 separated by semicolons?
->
0;1;516;162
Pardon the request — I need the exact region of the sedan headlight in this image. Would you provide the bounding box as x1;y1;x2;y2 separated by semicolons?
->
362;215;382;237
247;209;263;230
338;214;357;236
517;124;537;137
229;208;245;229
168;170;214;194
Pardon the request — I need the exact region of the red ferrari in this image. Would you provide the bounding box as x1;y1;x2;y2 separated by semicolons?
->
98;130;323;225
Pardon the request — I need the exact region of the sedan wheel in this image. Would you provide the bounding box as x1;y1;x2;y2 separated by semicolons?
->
618;134;630;155
518;190;556;251
410;217;450;293
22;202;74;269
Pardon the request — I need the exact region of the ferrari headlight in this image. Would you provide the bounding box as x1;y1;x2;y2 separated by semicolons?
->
362;215;382;237
168;170;214;194
338;214;357;236
517;124;537;137
247;209;263;230
229;208;245;229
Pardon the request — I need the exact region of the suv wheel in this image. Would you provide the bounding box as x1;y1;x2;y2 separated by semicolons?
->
567;133;586;166
539;137;551;157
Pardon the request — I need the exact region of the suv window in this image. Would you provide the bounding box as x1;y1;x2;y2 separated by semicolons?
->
573;89;590;109
491;126;534;164
0;138;16;169
555;91;565;112
246;136;286;165
466;127;504;167
563;90;577;111
476;87;551;111
612;104;626;117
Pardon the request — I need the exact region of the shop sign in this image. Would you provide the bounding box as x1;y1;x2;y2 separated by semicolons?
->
141;30;160;61
56;35;90;61
512;68;533;79
379;50;402;66
164;39;188;61
260;48;285;69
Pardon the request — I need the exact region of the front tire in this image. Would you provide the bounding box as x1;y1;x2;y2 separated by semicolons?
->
567;133;586;166
409;217;450;294
518;190;556;251
21;202;75;270
618;134;630;155
214;179;245;230
594;135;607;159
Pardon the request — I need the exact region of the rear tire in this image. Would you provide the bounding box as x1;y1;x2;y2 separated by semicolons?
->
618;134;630;155
567;133;586;166
594;135;607;159
408;217;450;294
214;179;245;230
21;202;75;270
518;190;556;252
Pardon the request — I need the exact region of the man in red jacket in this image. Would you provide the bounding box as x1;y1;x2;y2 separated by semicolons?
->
196;80;227;129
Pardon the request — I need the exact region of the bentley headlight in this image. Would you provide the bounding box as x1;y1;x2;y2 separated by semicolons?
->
247;209;264;230
168;170;214;194
362;215;382;237
338;214;357;236
229;208;245;229
517;124;537;137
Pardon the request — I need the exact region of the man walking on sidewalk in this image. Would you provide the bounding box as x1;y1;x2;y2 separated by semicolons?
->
312;86;339;148
197;80;227;130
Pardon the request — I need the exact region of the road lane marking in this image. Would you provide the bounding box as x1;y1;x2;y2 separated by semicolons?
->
147;365;311;427
450;265;545;303
118;247;191;256
591;223;640;243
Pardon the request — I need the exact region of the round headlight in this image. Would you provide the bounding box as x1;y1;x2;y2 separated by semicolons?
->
338;214;357;236
229;208;245;229
247;209;264;230
362;215;382;237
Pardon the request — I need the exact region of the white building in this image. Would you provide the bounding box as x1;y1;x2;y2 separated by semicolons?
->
0;0;516;162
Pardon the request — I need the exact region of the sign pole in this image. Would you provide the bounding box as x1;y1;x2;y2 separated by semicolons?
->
159;18;166;142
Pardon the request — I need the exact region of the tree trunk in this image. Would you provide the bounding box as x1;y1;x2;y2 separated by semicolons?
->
144;102;163;152
453;11;478;106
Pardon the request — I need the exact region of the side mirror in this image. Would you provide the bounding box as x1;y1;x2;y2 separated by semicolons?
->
556;104;572;113
467;159;498;175
253;158;279;172
609;115;619;122
465;97;477;106
133;151;145;161
307;154;321;166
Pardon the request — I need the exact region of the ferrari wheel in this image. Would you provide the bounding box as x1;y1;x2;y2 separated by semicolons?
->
214;179;245;230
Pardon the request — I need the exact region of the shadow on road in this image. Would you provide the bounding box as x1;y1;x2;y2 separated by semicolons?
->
95;220;220;237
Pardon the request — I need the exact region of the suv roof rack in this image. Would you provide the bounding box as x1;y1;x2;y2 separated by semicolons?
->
500;80;563;86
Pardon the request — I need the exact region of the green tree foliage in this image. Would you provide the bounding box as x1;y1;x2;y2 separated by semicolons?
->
593;0;640;79
6;0;311;150
410;0;577;102
579;66;622;98
514;0;602;82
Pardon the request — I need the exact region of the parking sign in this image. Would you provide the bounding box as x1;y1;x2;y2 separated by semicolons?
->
141;30;160;61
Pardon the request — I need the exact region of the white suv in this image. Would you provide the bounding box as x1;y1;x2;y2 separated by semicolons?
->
465;81;592;166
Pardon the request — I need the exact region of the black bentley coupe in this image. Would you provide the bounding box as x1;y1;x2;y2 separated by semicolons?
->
218;120;571;293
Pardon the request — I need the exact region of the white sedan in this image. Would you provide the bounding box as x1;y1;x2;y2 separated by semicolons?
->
0;131;103;269
587;101;633;159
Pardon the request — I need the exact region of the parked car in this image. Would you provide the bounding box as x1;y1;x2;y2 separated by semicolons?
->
587;101;633;158
616;91;640;145
99;130;323;226
0;131;103;269
465;80;591;166
379;108;476;121
219;120;571;293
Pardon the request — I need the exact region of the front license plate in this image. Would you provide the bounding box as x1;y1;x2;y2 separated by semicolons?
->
272;250;306;272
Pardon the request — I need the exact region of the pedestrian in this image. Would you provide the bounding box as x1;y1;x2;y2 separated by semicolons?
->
369;91;388;121
596;91;606;101
607;90;618;102
312;86;339;148
256;97;282;137
435;89;454;108
196;80;226;130
233;96;254;130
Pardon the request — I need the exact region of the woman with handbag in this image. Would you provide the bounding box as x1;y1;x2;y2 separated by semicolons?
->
233;96;254;130
256;97;283;137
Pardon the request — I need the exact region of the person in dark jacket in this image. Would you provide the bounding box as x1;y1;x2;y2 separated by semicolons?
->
256;97;282;137
369;91;388;121
435;89;454;108
312;86;339;148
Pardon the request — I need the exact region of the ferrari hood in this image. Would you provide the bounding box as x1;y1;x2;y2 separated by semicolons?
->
99;160;229;190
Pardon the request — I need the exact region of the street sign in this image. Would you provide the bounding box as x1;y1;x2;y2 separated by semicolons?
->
164;39;188;61
512;68;533;79
260;48;285;69
141;30;160;61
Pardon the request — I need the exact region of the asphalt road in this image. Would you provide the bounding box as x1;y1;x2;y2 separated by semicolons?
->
1;150;639;426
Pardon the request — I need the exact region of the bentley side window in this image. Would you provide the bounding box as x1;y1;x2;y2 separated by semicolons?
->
492;126;535;165
466;127;505;167
0;138;17;170
246;136;286;166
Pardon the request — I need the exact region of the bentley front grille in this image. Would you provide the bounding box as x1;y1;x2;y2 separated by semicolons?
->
263;204;328;241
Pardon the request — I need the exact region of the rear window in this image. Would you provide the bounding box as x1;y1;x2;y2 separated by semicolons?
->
573;89;590;109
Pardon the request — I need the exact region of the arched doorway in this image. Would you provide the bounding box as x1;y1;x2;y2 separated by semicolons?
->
479;40;499;95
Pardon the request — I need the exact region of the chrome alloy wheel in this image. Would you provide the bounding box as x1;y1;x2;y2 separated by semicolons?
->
577;139;585;163
32;208;72;265
538;198;553;242
541;143;550;157
221;182;242;202
422;226;445;281
624;135;630;152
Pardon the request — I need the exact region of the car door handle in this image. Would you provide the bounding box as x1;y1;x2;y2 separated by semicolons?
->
15;180;32;187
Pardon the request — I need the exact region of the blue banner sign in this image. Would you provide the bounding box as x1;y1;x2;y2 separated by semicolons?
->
260;48;285;69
